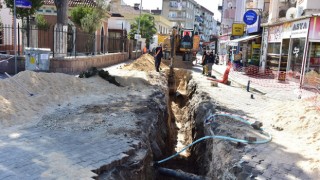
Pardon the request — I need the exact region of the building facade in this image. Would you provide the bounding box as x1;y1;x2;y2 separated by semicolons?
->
162;0;198;29
162;0;218;47
262;0;320;87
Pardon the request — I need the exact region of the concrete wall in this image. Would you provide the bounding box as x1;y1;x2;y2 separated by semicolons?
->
50;53;129;74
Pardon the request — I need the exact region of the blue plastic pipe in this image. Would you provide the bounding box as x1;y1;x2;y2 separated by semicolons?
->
156;113;272;164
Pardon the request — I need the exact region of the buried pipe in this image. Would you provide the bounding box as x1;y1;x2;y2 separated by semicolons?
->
155;113;272;164
157;167;208;180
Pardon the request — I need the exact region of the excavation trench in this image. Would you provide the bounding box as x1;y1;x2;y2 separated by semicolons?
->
154;68;269;179
95;67;269;179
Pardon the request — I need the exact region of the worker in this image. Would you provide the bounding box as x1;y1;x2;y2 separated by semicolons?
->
154;43;163;72
202;50;213;76
182;32;191;43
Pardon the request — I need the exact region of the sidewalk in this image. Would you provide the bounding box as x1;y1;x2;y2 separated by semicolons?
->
211;64;317;101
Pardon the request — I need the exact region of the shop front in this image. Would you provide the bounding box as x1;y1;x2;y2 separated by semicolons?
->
305;17;320;88
226;35;262;67
266;18;310;84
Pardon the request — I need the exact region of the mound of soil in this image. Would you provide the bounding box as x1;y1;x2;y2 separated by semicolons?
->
123;54;169;72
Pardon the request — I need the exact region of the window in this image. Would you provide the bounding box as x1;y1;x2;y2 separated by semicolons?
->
267;43;281;71
169;12;177;18
305;42;320;86
267;43;281;54
170;1;178;8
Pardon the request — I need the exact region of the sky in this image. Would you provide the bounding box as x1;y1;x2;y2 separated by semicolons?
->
122;0;222;21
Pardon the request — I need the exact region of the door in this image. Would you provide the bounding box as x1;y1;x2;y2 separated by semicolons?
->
288;38;306;82
278;39;290;81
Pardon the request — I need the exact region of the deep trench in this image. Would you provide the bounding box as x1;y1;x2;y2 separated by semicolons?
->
154;68;209;180
96;67;259;179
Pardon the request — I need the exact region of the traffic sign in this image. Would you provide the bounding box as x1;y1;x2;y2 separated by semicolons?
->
16;0;32;9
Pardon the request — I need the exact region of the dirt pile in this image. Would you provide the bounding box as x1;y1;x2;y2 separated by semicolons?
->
265;98;320;146
123;54;169;72
0;70;120;128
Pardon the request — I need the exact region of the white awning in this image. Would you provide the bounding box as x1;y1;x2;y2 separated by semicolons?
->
224;35;261;46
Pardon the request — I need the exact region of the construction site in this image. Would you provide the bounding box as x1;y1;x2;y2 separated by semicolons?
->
0;53;319;179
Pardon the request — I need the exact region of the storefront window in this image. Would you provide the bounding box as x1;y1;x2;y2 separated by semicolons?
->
266;43;281;71
267;43;280;54
305;42;320;87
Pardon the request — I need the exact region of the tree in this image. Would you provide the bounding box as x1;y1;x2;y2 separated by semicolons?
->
70;0;108;54
129;14;157;47
54;0;68;25
35;14;50;30
70;0;107;32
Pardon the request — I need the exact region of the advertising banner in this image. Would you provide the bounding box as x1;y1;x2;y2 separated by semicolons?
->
247;16;261;34
268;25;282;42
309;17;320;40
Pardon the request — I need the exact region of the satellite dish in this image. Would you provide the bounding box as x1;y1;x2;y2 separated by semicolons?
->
286;7;297;19
228;2;233;8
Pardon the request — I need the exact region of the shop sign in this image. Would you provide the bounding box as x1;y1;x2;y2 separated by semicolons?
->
268;25;282;42
282;22;292;38
247;16;261;34
232;23;245;36
309;17;320;40
291;19;309;38
243;10;258;25
16;0;32;8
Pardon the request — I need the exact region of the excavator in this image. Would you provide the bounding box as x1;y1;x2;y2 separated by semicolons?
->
162;27;200;63
165;27;200;94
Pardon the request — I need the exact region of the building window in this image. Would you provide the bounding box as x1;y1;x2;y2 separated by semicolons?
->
169;11;177;18
170;1;178;8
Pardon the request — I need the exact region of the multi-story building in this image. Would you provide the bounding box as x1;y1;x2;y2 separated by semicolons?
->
162;0;217;44
194;5;216;42
162;0;198;29
110;0;172;36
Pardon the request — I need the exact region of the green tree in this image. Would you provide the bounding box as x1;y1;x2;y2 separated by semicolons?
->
129;14;157;47
35;14;50;30
70;0;107;32
70;6;94;28
69;0;108;53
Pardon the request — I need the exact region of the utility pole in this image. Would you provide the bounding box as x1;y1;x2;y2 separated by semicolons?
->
135;0;142;57
14;0;17;74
